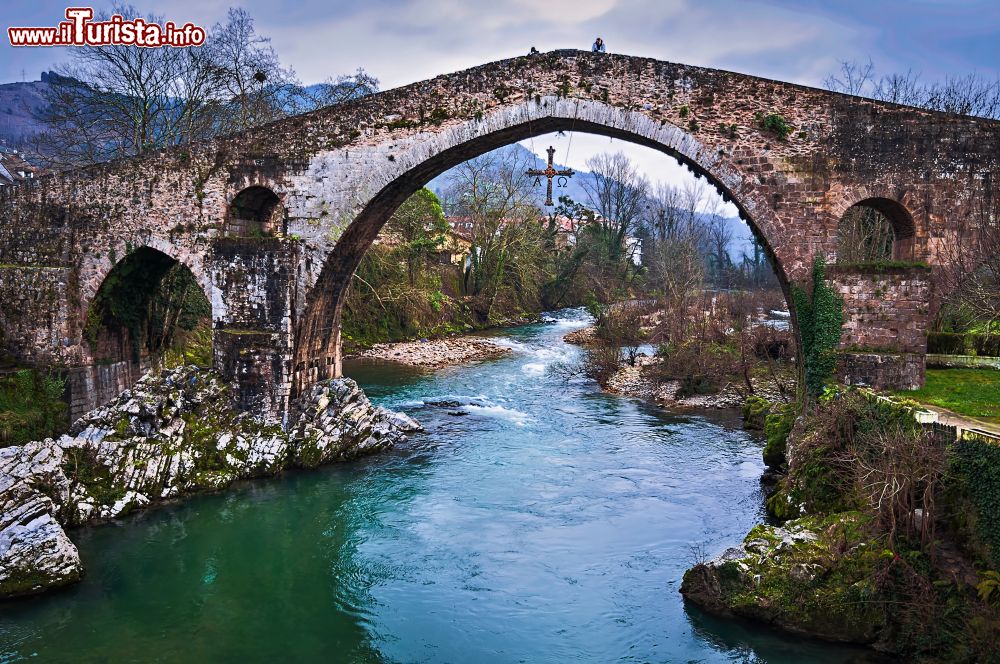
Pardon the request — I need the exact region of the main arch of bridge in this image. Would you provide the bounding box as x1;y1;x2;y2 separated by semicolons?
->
291;99;792;395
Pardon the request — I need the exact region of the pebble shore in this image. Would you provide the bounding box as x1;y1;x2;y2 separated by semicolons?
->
352;337;511;368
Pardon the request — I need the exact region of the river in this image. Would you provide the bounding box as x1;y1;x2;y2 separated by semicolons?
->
1;309;878;662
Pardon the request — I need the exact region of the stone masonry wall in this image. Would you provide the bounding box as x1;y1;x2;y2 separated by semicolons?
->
828;265;931;391
64;359;149;422
1;49;998;409
828;266;932;354
837;352;925;391
0;267;72;365
209;236;299;418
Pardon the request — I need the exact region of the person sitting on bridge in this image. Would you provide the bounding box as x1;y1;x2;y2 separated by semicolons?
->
592;37;606;53
528;46;540;56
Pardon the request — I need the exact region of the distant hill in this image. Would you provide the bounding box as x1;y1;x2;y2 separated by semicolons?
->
0;74;369;152
0;75;54;150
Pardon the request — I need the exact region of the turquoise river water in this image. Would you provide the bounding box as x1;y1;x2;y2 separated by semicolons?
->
0;309;884;662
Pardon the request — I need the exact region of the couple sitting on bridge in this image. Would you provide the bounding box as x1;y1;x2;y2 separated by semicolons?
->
526;38;605;57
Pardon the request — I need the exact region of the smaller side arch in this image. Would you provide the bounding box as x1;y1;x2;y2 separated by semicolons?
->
225;185;283;237
68;245;213;419
836;197;917;263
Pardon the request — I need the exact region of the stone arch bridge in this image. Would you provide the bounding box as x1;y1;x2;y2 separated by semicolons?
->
2;50;998;422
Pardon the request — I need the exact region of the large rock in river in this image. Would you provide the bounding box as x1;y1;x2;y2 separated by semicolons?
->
0;366;421;598
680;513;887;646
0;441;81;597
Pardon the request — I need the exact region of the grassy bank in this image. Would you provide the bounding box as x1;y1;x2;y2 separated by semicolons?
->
896;368;1000;423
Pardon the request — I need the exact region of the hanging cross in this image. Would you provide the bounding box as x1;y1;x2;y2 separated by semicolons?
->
526;146;574;206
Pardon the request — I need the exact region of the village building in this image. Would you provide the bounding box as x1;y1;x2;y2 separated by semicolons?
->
0;147;39;187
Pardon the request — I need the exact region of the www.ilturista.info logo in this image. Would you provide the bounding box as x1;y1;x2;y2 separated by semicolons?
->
7;7;206;48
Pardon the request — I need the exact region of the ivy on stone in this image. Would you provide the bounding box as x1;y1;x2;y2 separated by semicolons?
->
953;436;1000;567
794;257;844;400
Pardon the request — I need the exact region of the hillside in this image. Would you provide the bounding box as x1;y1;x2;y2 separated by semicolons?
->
0;76;53;149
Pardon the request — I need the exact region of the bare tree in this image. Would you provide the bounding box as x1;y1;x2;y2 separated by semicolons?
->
32;5;378;169
824;58;876;97
705;205;735;287
826;59;1000;119
836;206;894;263
644;181;707;244
580;152;650;268
442;148;548;322
738;235;774;289
643;182;706;314
33;3;219;167
206;8;304;133
308;69;380;108
938;182;1000;331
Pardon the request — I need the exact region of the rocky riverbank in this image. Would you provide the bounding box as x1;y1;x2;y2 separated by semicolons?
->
562;326;597;346
0;365;420;599
351;336;511;368
608;358;791;409
680;513;888;645
566;327;790;409
681;390;1000;660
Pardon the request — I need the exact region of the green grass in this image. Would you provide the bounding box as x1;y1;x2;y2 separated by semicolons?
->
895;368;1000;421
0;369;68;447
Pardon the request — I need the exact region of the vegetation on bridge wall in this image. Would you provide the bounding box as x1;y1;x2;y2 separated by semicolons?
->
0;369;67;448
793;258;844;399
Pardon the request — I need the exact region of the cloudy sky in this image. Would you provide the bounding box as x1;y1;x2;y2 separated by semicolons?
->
3;0;998;210
4;0;997;88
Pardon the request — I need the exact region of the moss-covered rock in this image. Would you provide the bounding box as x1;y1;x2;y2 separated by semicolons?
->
742;395;771;431
690;390;1000;661
683;513;887;645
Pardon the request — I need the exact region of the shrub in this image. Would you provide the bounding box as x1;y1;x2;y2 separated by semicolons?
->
927;332;966;355
758;112;792;140
971;334;1000;357
595;302;648;367
927;332;1000;356
0;369;68;447
586;342;623;386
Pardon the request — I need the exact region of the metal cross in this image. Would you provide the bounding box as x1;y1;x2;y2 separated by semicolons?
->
526;146;574;206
